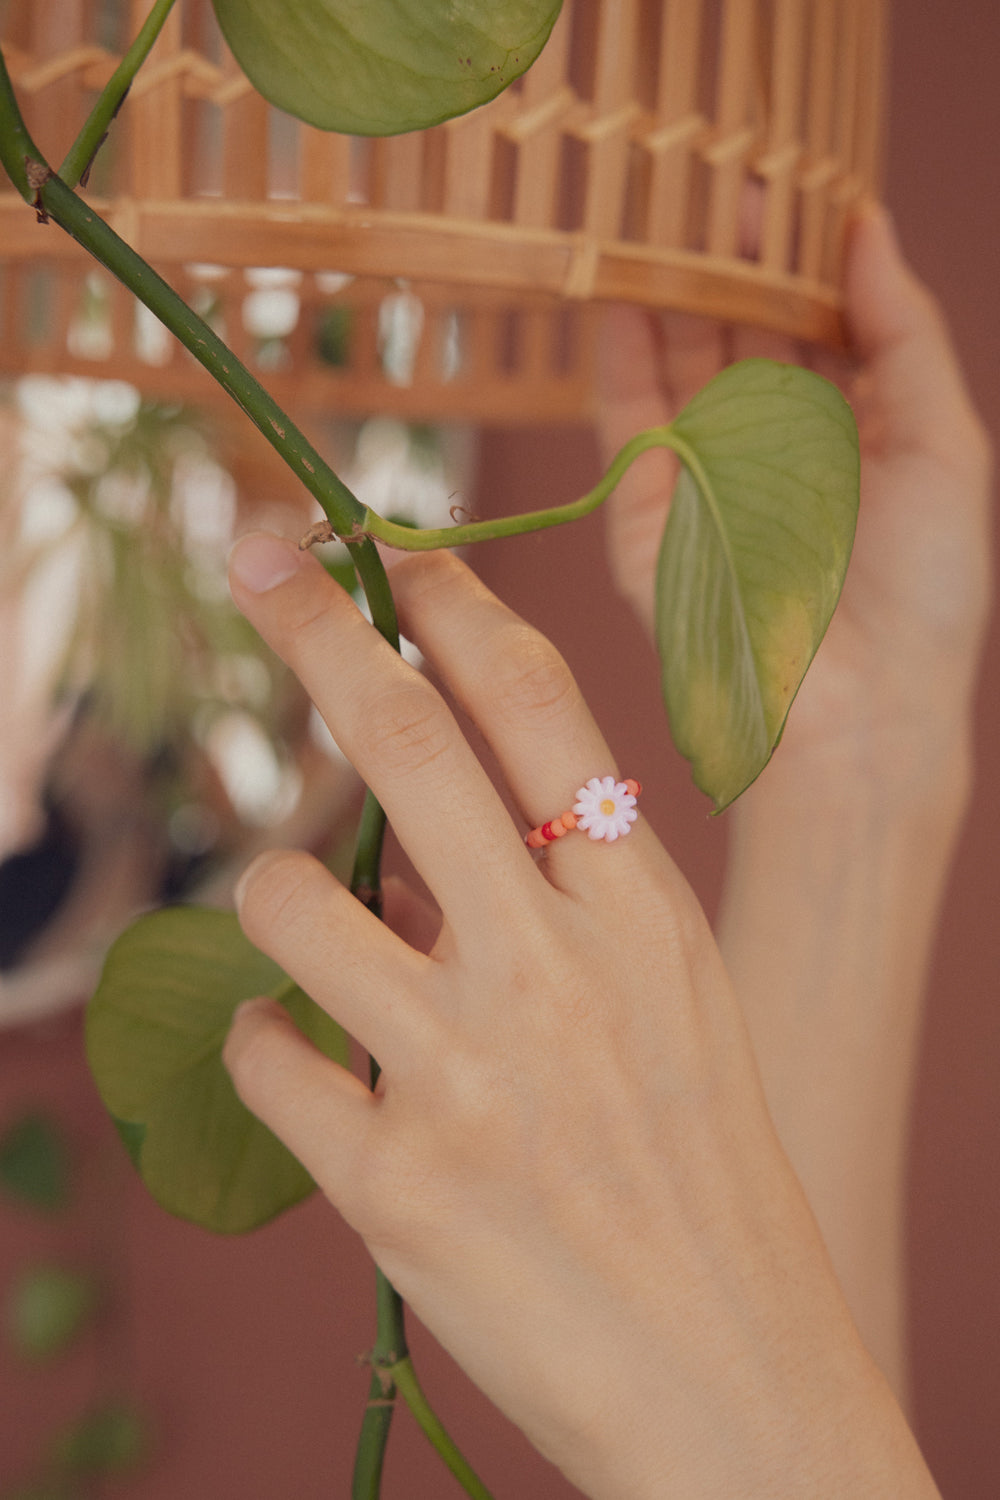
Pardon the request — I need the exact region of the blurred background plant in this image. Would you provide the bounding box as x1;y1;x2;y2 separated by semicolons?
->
0;368;472;1493
0;371;471;1031
0;1110;149;1500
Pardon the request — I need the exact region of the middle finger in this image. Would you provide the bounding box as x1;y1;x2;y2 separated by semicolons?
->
229;532;532;926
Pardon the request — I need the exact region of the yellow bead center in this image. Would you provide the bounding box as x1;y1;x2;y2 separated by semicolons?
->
599;798;617;816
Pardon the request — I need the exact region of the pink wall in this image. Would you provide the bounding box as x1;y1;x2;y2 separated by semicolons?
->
2;2;998;1495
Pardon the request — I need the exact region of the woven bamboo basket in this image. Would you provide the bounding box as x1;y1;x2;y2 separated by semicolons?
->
0;0;886;425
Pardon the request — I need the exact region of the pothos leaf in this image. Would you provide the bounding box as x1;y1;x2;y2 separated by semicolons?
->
86;906;349;1234
655;359;860;810
210;0;564;136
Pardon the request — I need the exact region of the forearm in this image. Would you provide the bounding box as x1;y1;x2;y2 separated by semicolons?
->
716;736;973;1397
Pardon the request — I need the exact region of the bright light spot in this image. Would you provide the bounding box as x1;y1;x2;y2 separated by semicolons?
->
378;291;424;386
134;302;172;365
242;286;300;339
202;711;302;826
316;271;353;295
92;381;141;426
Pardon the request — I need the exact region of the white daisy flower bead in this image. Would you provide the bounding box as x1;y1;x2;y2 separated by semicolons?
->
572;776;639;843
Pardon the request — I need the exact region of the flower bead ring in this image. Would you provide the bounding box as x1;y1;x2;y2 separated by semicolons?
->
525;777;641;849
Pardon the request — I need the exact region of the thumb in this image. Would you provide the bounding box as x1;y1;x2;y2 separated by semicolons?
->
845;203;981;458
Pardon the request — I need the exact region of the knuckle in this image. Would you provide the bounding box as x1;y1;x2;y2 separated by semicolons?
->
356;682;453;778
236;847;321;945
282;585;349;662
488;625;580;727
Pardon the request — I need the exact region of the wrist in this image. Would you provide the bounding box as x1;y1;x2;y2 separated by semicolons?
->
715;724;973;1399
569;1231;939;1500
735;718;974;848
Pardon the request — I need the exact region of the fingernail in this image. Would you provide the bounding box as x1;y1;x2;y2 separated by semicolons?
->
230;532;304;593
230;996;272;1026
233;861;252;913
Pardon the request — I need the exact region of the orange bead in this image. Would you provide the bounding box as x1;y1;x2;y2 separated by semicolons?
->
560;811;578;830
526;828;546;849
624;779;641;797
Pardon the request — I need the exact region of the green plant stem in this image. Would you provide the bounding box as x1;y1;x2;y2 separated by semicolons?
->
355;424;682;551
347;796;405;1499
351;1268;408;1500
59;0;179;188
350;787;390;917
352;1275;496;1500
390;1356;497;1499
0;52;384;614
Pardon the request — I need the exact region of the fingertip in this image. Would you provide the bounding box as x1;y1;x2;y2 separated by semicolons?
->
849;198;900;258
223;995;288;1089
843;200;937;362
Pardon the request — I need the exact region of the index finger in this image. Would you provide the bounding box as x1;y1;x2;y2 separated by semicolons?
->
229;531;531;927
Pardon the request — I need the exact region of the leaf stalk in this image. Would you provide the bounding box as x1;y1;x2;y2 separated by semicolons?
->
60;0;180;188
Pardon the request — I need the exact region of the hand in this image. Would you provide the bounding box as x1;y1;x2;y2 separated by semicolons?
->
594;207;993;1397
597;204;993;804
223;539;937;1499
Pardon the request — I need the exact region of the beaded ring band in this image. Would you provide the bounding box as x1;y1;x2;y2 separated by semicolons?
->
525;776;642;849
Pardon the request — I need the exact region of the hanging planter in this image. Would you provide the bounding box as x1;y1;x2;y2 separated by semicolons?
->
0;0;885;424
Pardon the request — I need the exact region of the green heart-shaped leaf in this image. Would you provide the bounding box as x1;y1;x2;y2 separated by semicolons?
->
211;0;563;135
86;907;349;1234
656;360;859;810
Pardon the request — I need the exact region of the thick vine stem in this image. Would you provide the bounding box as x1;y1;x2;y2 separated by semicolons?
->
351;1268;409;1500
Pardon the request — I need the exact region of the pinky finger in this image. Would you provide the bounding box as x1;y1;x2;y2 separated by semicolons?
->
224;997;377;1207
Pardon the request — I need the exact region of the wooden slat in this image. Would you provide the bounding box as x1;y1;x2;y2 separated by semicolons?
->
442;113;496;222
757;0;805;272
23;0;88;160
645;0;705;249
298;129;353;208
705;0;757;258
578;0;641;240
128;0;184;199
0;0;886;422
374;131;426;214
509;5;574;229
797;0;837;281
